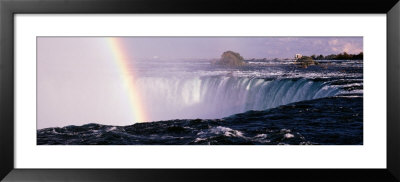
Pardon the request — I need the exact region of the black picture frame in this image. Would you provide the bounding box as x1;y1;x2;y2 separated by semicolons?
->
1;0;399;181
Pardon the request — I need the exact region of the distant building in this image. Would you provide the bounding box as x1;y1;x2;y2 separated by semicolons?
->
295;54;302;59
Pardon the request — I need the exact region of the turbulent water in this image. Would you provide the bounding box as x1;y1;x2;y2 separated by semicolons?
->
136;77;340;121
37;59;363;145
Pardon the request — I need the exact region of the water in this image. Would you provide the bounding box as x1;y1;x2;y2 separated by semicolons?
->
37;96;362;145
37;59;363;145
136;77;340;121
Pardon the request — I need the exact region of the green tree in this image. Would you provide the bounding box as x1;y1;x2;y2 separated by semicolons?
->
311;54;316;60
216;51;246;67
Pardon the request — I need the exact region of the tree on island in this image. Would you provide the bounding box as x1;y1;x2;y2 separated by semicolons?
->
215;51;246;67
296;56;319;68
312;52;363;60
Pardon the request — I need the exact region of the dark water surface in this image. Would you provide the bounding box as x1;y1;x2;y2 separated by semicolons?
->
37;96;362;145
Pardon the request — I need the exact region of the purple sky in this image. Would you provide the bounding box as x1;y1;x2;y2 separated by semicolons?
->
119;37;363;59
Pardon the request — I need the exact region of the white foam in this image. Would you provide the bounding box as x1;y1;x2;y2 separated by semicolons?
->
210;126;244;137
284;133;295;139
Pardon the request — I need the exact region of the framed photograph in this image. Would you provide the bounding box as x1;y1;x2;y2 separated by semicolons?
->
1;0;399;181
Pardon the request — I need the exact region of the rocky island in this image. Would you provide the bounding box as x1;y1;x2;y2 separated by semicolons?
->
214;51;246;67
295;56;319;68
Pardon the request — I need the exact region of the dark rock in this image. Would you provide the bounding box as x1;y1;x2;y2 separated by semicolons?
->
215;51;246;67
295;56;319;68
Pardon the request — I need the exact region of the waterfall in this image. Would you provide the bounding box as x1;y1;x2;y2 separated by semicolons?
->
135;76;339;122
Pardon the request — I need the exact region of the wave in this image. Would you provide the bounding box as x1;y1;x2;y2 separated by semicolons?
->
136;76;340;121
37;96;363;145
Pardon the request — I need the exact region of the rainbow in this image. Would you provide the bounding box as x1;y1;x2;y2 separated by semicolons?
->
107;37;148;123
